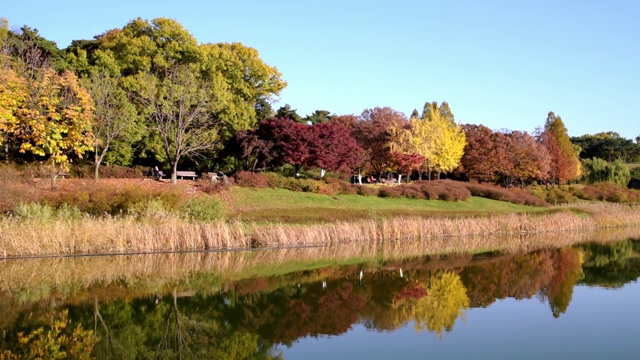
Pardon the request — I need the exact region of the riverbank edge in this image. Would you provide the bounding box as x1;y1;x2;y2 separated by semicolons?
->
1;203;639;258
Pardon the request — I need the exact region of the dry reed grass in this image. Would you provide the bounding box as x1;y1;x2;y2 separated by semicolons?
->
0;202;639;258
1;226;639;305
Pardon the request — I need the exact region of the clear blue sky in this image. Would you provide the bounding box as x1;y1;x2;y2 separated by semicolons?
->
4;0;639;140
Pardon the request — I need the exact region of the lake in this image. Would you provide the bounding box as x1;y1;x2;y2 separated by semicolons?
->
1;233;639;359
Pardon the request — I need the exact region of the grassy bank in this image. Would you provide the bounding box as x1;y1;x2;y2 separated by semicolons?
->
1;196;639;257
225;187;547;223
1;178;639;257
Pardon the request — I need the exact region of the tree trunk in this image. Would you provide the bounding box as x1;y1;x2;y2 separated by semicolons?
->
320;169;326;178
51;173;58;190
398;174;402;185
357;169;363;186
171;161;178;184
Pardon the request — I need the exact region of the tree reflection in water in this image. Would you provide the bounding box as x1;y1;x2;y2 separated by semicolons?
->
0;238;639;357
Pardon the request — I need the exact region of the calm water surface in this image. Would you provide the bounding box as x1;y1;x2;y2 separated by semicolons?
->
1;237;639;359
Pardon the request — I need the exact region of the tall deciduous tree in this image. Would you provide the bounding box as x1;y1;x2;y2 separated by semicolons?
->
542;112;580;184
460;124;505;182
503;131;551;186
200;42;286;133
413;101;466;179
82;70;140;179
308;122;366;177
354;107;407;178
0;67;27;159
66;17;286;164
137;65;223;184
11;69;94;188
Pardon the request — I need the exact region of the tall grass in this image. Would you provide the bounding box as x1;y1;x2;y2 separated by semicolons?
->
1;202;639;257
2;225;639;306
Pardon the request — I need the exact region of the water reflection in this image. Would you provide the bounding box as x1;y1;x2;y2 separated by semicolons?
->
1;235;639;358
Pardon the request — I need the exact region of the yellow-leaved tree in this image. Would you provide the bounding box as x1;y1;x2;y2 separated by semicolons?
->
392;271;469;337
12;69;94;188
0;67;27;155
411;101;466;179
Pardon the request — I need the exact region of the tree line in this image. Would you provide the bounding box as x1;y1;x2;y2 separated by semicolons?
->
1;17;638;188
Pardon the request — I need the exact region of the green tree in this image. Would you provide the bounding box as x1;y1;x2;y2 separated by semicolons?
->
581;158;631;186
136;65;223;184
81;70;141;179
304;110;334;125
275;104;302;123
201;42;286;133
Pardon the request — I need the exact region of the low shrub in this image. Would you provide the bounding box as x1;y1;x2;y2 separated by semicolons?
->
378;186;402;198
263;172;283;188
321;177;358;196
357;185;378;196
234;171;269;188
13;202;83;222
544;187;576;205
48;182;184;217
196;180;229;195
571;183;640;204
465;182;549;207
180;196;226;222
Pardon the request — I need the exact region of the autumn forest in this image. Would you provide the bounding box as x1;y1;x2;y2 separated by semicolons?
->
1;17;639;189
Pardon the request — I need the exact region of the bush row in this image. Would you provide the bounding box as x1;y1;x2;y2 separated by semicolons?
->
234;171;359;196
530;182;640;205
378;180;471;201
464;182;550;207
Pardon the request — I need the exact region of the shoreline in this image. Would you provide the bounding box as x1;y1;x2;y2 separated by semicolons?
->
2;203;639;258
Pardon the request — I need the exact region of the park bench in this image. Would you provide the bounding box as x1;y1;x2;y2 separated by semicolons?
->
176;170;198;180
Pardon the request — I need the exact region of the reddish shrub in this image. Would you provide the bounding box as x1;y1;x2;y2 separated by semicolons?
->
464;182;549;207
357;185;378;196
234;171;269;188
574;183;640;204
378;186;403;198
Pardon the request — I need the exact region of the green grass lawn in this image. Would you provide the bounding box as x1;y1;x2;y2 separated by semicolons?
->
224;187;548;224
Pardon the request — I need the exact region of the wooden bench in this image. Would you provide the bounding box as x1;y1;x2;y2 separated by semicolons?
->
176;170;198;180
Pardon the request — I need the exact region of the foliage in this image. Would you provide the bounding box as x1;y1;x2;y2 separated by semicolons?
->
581;158;631;186
460;124;506;183
378;180;471;201
0;310;96;359
393;271;469;336
572;132;639;163
413;101;466;178
1;63;94;188
354;107;408;176
542;112;581;184
233;118;364;175
81;69;141;179
503;131;551;186
570;183;640;204
465;182;550;207
180;196;226;222
62;17;285;174
48;183;184;217
460;126;550;186
307;121;366;175
136;65;223;183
